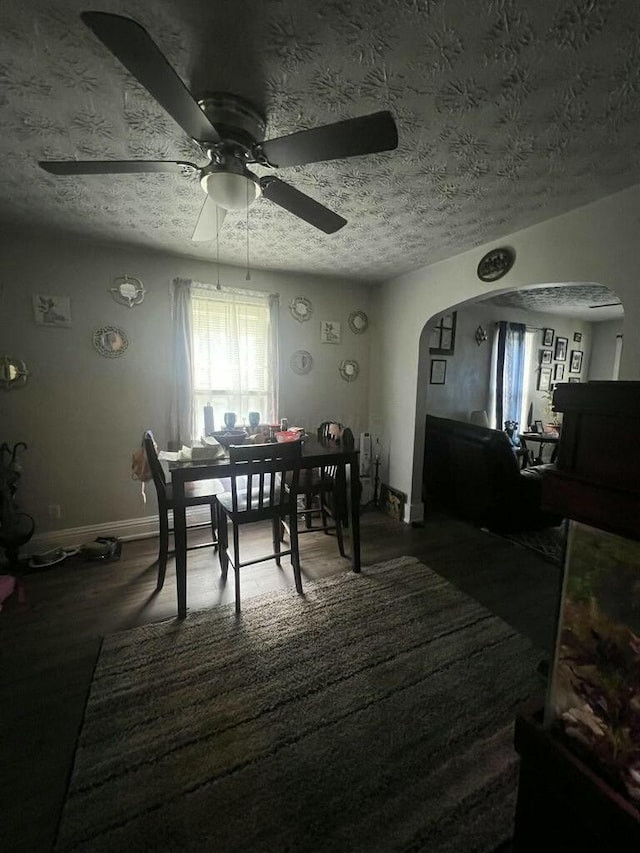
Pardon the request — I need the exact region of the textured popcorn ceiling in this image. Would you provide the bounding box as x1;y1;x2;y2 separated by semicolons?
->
1;0;640;285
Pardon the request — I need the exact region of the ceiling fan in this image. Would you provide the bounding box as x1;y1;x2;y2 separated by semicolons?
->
39;12;399;240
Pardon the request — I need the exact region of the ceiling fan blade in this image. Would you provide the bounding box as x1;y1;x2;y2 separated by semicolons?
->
39;160;198;175
260;177;346;233
589;302;622;308
192;196;227;242
80;12;221;144
258;111;398;168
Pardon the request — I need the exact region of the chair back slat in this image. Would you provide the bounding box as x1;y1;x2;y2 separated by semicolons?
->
228;442;301;517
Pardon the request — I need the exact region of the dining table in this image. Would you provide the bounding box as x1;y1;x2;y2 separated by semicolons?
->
519;431;560;465
168;436;361;618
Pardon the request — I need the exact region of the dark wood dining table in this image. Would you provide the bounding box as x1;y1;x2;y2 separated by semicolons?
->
520;431;560;465
168;437;361;618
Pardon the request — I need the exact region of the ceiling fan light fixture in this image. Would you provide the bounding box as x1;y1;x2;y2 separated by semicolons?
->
200;169;261;211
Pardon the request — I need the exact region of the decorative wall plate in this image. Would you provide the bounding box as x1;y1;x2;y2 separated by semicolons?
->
93;325;129;358
110;274;146;308
477;247;515;282
290;349;313;375
339;359;359;382
289;296;312;322
348;310;368;334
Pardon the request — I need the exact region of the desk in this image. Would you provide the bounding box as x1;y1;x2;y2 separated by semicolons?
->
520;432;560;465
169;438;361;618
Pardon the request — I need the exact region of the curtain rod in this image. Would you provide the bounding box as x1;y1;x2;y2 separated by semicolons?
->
494;321;545;332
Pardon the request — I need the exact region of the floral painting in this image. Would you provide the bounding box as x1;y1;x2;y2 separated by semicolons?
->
320;320;341;344
546;521;640;811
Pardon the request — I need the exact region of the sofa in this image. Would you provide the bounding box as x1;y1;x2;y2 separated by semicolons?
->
423;414;562;533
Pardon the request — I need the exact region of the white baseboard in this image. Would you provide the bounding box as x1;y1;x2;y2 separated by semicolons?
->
407;501;424;524
24;507;211;556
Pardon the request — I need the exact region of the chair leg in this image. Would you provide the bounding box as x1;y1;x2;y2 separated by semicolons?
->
232;522;241;613
218;513;229;578
209;500;218;552
335;513;346;557
289;510;303;595
272;517;282;566
157;510;170;590
304;492;313;528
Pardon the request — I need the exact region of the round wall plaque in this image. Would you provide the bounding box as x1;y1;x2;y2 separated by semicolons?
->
289;296;312;322
339;359;359;382
477;247;515;282
93;325;129;358
290;350;313;375
348;310;369;334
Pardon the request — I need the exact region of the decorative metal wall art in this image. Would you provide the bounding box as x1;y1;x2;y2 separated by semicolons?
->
289;297;312;322
339;359;359;381
348;310;368;334
290;350;313;375
110;275;146;308
93;325;129;358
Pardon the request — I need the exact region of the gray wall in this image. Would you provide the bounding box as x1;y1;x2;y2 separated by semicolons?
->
587;318;624;380
1;229;372;535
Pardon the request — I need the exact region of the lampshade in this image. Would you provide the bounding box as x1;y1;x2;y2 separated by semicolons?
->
200;170;262;211
469;410;489;427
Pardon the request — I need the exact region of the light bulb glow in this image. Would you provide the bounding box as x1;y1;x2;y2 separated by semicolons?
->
200;171;261;210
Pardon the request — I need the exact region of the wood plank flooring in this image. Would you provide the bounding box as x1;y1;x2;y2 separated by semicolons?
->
0;508;562;853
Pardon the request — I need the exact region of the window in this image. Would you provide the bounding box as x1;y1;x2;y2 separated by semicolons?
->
191;287;276;435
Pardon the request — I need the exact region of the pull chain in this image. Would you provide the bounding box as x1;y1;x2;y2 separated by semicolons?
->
216;205;221;290
245;182;251;281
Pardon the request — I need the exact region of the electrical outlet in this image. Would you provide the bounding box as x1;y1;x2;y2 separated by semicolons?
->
48;504;61;520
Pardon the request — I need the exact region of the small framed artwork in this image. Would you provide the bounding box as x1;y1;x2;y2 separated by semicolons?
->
573;332;582;343
320;320;341;344
429;311;457;355
540;349;553;365
534;420;544;434
379;483;407;522
33;294;72;327
543;328;554;347
430;358;447;385
570;350;583;373
538;367;552;391
554;363;565;381
554;336;568;361
568;377;581;383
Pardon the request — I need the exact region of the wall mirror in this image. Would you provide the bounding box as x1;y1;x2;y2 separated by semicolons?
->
109;275;146;308
0;356;30;389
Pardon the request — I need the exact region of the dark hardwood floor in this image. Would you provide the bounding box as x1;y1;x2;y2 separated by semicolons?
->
0;508;562;853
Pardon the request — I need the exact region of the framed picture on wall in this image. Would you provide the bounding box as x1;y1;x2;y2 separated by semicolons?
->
543;328;554;346
570;350;583;373
430;358;447;384
429;312;457;355
540;349;553;365
568;377;581;383
554;337;568;361
538;367;552;391
554;363;565;381
573;332;582;343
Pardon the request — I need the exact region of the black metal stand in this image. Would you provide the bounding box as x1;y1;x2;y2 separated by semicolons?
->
373;458;380;506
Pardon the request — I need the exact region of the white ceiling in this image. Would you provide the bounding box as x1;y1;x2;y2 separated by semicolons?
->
2;0;640;282
482;282;624;321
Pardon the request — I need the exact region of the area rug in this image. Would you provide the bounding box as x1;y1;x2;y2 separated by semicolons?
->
498;522;568;567
54;556;545;853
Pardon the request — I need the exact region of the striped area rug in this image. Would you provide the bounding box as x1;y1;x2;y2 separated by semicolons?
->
54;556;544;853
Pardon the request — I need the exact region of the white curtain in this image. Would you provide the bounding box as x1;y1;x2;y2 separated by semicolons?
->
175;282;279;438
169;278;194;449
490;321;526;430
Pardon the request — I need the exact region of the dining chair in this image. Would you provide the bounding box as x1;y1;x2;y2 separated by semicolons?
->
217;441;303;613
143;430;225;591
281;461;347;556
